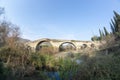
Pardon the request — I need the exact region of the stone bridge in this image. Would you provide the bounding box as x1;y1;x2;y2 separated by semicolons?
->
25;38;102;52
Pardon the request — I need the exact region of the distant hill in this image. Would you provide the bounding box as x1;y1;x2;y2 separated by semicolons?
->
18;37;31;43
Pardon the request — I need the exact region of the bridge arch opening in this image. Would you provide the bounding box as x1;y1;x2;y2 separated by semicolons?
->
27;46;32;50
59;42;76;52
81;44;88;49
91;43;95;48
36;41;53;53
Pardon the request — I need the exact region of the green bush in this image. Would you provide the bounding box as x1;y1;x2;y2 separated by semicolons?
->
30;53;56;71
56;58;79;80
73;54;120;80
0;62;11;80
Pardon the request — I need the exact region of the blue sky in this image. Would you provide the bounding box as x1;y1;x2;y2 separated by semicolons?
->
0;0;120;41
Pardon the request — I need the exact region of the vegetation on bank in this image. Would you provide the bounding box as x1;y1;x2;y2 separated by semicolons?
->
1;7;120;80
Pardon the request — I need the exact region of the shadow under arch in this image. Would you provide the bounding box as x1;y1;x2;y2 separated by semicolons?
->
59;42;76;52
36;41;53;51
81;44;88;49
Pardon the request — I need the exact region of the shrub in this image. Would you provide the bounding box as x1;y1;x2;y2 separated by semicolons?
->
57;58;79;80
30;52;56;71
38;47;55;55
73;54;120;80
0;62;12;80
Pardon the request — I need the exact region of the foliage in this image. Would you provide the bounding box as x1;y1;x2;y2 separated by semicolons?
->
0;46;30;78
92;11;120;41
73;54;120;80
30;52;56;71
103;27;109;36
110;11;120;39
38;47;55;55
91;35;100;41
30;52;81;80
0;62;12;80
58;58;79;80
99;29;104;40
0;21;20;47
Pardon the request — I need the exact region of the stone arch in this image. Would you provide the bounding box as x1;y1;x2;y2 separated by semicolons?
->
91;43;95;48
36;41;53;51
81;44;88;49
59;42;76;52
26;46;32;53
27;46;31;50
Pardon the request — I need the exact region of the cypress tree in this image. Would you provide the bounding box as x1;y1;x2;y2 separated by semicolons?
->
99;29;102;39
110;11;120;38
113;16;118;32
110;23;115;34
103;27;109;36
113;11;120;32
102;30;105;37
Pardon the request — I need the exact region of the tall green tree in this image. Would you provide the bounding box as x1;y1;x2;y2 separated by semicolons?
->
104;27;109;36
99;29;105;40
110;22;115;34
110;11;120;38
99;29;102;39
91;36;100;41
114;11;120;31
98;27;108;40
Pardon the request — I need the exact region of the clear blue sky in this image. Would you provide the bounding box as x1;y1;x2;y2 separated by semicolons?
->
0;0;120;41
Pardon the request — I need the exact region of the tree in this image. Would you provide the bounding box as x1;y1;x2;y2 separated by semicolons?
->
0;21;20;47
103;27;109;36
91;36;100;41
110;11;120;39
114;11;120;32
110;22;115;34
99;29;105;40
99;29;102;40
0;21;9;46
